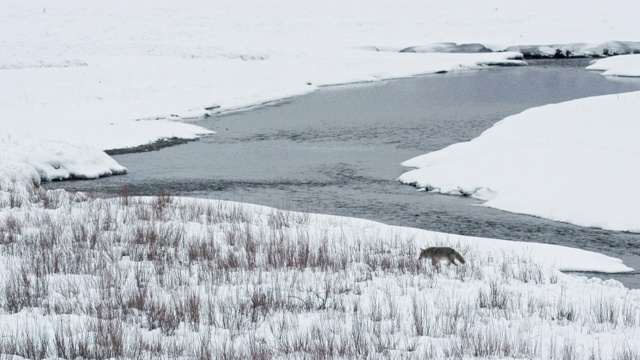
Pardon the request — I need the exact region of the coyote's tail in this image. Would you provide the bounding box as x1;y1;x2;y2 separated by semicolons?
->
453;251;466;264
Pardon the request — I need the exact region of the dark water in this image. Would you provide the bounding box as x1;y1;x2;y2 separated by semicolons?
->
47;59;640;288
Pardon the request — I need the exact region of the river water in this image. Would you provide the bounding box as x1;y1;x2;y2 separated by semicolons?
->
47;59;640;288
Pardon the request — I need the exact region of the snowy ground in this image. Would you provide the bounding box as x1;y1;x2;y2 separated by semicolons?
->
2;2;640;357
399;88;640;232
0;180;638;358
587;54;640;77
2;0;640;180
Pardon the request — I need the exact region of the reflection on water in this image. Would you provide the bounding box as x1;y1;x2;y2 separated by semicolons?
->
47;59;640;288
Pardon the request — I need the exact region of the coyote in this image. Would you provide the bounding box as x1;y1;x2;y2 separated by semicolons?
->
418;247;465;266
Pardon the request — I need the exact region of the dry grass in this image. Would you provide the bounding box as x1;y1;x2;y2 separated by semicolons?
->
0;180;638;359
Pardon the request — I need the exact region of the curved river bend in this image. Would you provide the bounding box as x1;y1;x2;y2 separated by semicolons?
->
47;59;640;288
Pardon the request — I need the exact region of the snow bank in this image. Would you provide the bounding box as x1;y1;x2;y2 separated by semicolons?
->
0;135;126;182
399;91;640;232
0;50;523;153
399;41;640;58
587;54;640;77
182;199;633;273
505;40;640;58
315;214;633;273
399;43;493;54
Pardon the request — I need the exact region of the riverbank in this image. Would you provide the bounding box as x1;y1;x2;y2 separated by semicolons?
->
104;137;201;156
2;178;639;358
399;89;640;233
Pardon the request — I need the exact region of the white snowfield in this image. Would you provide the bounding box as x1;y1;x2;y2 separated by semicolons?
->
400;90;640;232
1;0;640;179
587;54;640;77
1;1;640;357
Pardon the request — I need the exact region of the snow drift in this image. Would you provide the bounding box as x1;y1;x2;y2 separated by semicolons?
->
399;91;640;232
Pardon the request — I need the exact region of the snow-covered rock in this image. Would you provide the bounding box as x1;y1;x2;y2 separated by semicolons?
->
505;41;640;58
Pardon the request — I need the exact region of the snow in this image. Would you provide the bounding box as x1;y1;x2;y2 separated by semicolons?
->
587;54;640;77
2;0;640;180
399;91;640;232
399;41;640;58
319;214;633;273
0;182;637;358
505;40;640;58
1;1;640;355
1;135;126;181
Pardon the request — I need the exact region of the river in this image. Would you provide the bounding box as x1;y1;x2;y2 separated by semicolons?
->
46;59;640;288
